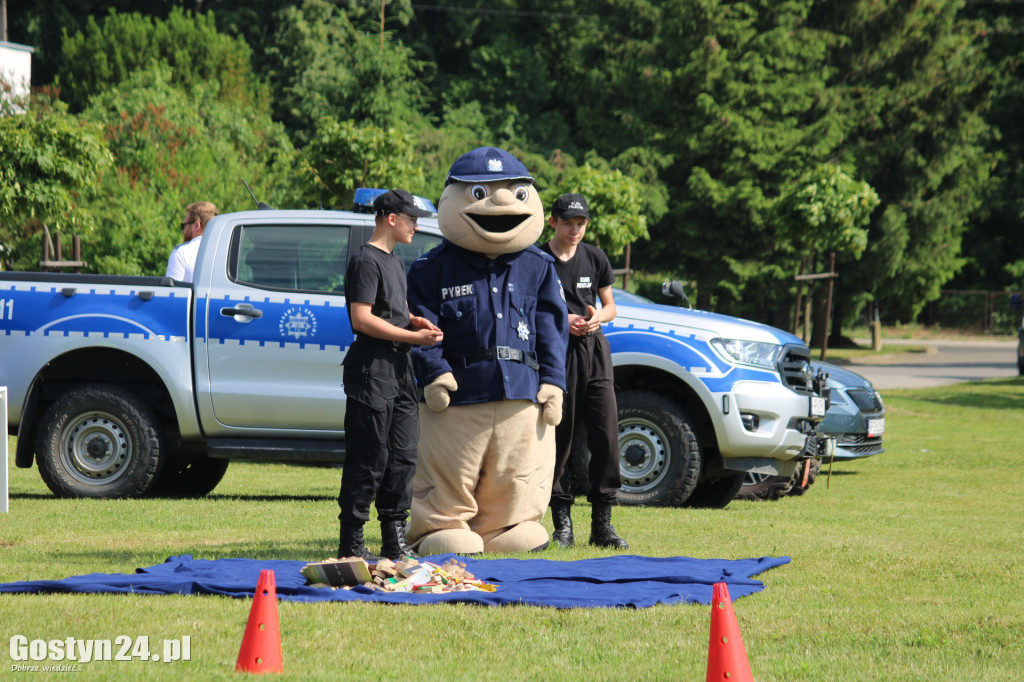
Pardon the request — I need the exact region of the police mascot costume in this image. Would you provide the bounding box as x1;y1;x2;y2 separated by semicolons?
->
406;147;569;554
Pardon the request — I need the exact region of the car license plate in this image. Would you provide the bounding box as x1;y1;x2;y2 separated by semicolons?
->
809;396;827;418
868;418;885;437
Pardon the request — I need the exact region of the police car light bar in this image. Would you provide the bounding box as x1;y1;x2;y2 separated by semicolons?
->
353;188;438;215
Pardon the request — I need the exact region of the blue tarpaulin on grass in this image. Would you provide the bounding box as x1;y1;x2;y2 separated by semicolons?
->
0;554;789;608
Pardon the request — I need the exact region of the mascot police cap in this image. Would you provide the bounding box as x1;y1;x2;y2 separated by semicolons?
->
437;146;544;257
445;146;535;186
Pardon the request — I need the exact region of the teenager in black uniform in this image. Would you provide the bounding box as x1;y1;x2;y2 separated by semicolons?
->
541;193;628;549
338;189;443;560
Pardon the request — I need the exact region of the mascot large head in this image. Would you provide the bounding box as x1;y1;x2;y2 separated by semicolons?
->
438;147;545;258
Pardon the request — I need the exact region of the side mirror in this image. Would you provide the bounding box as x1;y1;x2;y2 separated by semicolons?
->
661;280;692;309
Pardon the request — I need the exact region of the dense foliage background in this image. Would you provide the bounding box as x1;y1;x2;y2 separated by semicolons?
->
2;0;1023;340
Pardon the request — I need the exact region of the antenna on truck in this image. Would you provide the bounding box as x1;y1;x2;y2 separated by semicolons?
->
241;179;274;210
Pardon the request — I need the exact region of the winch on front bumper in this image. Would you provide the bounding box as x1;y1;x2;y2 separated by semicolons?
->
796;365;836;461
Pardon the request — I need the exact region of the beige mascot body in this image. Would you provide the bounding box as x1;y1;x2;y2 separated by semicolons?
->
406;147;569;554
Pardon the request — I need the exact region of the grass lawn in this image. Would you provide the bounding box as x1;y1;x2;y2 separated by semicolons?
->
2;378;1023;680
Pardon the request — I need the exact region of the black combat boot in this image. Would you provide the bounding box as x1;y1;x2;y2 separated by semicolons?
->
380;519;419;560
589;502;629;549
551;500;575;548
337;523;376;560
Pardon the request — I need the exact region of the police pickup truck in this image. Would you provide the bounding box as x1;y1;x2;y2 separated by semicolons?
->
0;198;830;506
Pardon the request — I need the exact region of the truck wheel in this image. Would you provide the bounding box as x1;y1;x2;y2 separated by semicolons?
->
149;456;229;498
35;385;163;499
788;458;822;496
735;472;794;501
616;390;702;507
683;473;745;508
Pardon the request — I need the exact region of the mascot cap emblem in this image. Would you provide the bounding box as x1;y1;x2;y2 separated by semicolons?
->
445;146;535;186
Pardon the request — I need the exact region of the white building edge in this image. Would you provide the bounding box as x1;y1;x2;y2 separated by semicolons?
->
1;40;34;113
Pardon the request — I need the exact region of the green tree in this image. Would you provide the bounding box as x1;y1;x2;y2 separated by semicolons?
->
951;2;1024;293
0;98;112;270
9;0;1011;336
76;64;298;275
776;163;879;342
414;101;496;194
547;164;650;258
4;0;181;86
56;7;259;113
263;0;428;146
211;0;420;79
525;0;668;162
300;118;426;210
776;164;878;258
530;149;666;260
604;0;846;326
440;33;568;150
816;0;998;326
532;0;997;336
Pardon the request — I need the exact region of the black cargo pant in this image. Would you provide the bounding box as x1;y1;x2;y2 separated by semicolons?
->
550;332;621;506
338;339;419;526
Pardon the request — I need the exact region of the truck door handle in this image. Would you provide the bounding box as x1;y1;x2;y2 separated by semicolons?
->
220;304;263;319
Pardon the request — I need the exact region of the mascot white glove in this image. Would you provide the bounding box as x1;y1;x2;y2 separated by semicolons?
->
424;372;459;412
536;383;564;426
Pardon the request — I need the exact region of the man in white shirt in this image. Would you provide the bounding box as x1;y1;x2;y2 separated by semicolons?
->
166;201;218;282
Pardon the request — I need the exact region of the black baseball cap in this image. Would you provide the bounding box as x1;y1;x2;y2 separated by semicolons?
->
551;193;590;220
373;189;434;218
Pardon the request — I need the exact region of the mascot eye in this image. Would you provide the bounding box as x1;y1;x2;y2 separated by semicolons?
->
513;185;530;202
471;184;489;201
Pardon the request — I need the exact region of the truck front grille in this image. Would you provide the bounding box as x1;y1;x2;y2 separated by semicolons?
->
778;344;813;395
836;434;885;455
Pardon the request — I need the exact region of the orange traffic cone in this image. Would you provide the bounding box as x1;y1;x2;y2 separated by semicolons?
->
235;569;283;673
706;582;754;681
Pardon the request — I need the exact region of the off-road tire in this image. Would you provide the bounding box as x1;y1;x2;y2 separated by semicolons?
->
683;472;745;508
736;471;795;501
149;456;229;498
35;384;164;499
788;458;822;496
615;390;702;507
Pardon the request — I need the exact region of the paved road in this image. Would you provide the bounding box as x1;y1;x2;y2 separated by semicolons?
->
836;338;1019;390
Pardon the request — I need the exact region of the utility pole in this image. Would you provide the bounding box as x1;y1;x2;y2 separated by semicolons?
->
1;0;8;43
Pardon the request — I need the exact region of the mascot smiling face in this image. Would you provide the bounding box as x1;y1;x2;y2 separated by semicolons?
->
405;147;568;555
437;147;546;258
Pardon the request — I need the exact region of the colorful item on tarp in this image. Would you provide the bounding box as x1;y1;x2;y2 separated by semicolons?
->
0;554;789;608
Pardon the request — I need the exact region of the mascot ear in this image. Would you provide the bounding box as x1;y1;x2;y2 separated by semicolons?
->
425;372;459;411
536;383;564;426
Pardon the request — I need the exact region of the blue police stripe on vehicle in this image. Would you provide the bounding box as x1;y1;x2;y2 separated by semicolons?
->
205;295;353;351
699;370;782;393
195;297;207;338
605;324;783;391
0;285;188;339
605;325;725;373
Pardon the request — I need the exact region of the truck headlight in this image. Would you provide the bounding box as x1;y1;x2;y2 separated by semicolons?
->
711;338;782;369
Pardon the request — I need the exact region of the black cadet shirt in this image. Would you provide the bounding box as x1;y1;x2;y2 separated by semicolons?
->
345;243;411;331
540;242;615;317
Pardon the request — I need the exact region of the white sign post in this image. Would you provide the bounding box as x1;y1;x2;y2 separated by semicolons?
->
1;386;7;513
